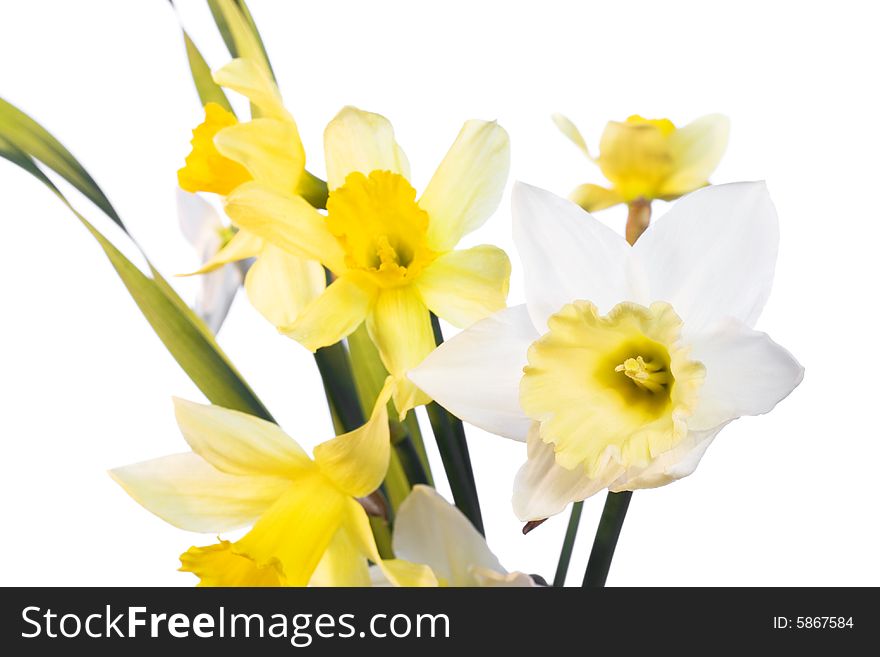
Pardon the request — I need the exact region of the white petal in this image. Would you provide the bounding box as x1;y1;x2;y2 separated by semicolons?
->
177;189;222;251
109;452;289;532
633;181;779;333
512;424;623;521
687;320;804;431
393;485;504;586
610;424;726;491
196;261;242;334
471;567;537;587
174;398;314;478
511;182;632;332
408;304;536;441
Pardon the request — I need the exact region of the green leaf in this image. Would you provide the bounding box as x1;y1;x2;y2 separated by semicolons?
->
0;111;274;422
207;0;275;80
182;32;235;113
0;97;123;230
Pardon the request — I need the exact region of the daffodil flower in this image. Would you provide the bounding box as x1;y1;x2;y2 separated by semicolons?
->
177;59;326;328
369;485;535;587
410;182;803;521
176;189;246;333
110;381;436;586
223;106;511;414
553;113;730;213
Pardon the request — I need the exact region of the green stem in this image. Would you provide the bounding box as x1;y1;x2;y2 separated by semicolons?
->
391;423;430;486
369;515;394;560
553;501;583;587
313;342;365;432
426;314;484;535
582;491;632;587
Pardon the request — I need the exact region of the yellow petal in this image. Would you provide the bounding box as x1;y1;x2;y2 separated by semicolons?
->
658;114;730;198
569;183;623;212
183;229;262;275
214;118;305;194
626;114;676;135
213;58;288;121
597;119;673;202
323;106;410;191
173;397;314;477
109;452;289;532
180;540;284;587
282;272;375;350
308;526;371;587
379;559;441;587
341;498;438;587
314;377;394;497
366;287;435;414
224;181;346;272
244;244;326;328
416;245;510;328
234;471;346;586
392;378;432;420
366;287;435;378
551;113;593;159
420;120;510;251
177;102;252;196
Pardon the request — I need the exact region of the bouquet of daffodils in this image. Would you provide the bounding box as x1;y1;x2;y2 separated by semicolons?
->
0;0;802;587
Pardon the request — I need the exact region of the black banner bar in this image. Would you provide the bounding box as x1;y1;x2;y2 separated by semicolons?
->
1;587;875;654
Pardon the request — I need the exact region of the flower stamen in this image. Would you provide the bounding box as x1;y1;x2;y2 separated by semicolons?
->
614;356;671;394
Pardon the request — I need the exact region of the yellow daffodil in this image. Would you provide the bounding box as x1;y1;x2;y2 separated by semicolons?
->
370;486;535;587
411;182;803;521
223;106;511;414
552;113;730;212
110;380;436;587
177;58;326;328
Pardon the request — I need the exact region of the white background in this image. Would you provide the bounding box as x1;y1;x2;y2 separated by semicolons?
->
1;0;878;586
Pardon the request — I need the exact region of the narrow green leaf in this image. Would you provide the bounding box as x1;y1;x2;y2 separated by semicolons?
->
207;0;274;80
0;121;274;422
229;0;275;76
314;341;366;433
182;32;235;113
86;223;274;420
0;97;123;230
427;314;483;533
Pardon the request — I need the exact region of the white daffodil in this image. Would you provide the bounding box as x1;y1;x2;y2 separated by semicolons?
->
410;182;803;521
176;189;246;333
369;485;535;587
